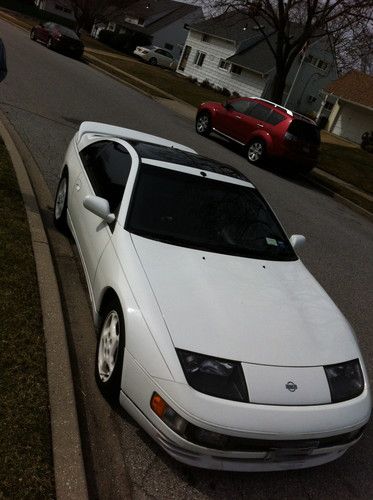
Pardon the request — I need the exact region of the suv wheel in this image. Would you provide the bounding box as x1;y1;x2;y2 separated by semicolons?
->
30;29;36;41
196;112;211;136
149;57;157;65
247;139;266;164
54;172;69;233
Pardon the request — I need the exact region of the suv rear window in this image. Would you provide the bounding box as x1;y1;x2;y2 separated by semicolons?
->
287;120;320;144
267;110;286;126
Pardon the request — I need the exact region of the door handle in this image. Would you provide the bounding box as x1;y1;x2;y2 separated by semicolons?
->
235;115;242;119
257;123;264;128
75;181;81;191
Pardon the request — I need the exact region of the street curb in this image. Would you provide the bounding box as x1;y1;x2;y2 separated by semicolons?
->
0;112;89;500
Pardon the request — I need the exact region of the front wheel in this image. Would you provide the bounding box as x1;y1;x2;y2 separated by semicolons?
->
195;112;211;136
95;297;125;403
246;139;266;165
54;173;69;232
47;37;54;50
149;57;157;65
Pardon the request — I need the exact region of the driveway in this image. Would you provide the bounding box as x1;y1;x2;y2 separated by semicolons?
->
1;18;373;499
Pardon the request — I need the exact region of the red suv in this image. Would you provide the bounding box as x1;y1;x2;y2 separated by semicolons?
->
196;97;320;171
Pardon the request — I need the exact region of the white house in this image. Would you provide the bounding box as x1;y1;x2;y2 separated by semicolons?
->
178;12;338;116
317;71;373;144
91;0;203;58
34;0;75;21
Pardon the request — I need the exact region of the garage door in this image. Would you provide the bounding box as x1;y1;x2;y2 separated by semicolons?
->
331;102;373;143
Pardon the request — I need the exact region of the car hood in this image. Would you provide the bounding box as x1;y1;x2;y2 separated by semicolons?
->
131;235;360;367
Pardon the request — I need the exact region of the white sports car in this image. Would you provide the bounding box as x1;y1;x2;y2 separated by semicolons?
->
54;122;371;471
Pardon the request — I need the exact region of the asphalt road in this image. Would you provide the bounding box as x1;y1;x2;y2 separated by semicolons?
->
1;18;373;499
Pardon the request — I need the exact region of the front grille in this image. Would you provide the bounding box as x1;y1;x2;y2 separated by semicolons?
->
184;425;364;452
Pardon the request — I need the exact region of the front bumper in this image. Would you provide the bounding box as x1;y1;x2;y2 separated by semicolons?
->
120;352;371;471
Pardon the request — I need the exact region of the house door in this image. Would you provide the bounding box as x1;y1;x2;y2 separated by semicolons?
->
178;45;191;72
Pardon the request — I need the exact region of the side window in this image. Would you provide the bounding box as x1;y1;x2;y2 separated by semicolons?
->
229;101;250;113
266;110;286;126
80;141;132;213
247;103;272;121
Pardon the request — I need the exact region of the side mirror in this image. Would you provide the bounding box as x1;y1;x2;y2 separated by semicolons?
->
83;195;115;224
224;101;233;110
290;234;306;250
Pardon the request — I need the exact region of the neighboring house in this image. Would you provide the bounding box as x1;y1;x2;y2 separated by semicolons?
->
317;71;373;144
34;0;75;21
91;0;203;58
178;12;337;116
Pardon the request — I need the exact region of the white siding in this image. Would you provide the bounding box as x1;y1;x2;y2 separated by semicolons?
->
331;102;373;144
36;0;75;21
178;30;265;97
152;9;204;57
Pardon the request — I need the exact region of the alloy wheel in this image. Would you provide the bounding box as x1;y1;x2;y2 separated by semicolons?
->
98;311;120;383
248;142;264;163
54;177;67;220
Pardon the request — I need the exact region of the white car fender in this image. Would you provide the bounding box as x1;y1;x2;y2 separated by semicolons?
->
93;230;176;381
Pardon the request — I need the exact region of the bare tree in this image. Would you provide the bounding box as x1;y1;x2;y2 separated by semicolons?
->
69;0;133;33
203;0;373;103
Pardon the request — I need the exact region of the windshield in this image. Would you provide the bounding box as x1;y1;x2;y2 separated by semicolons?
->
127;164;297;261
56;25;80;39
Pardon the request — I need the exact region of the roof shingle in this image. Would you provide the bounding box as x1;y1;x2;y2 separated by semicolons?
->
325;70;373;109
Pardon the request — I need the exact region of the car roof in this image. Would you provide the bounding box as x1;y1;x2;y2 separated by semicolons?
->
129;140;250;182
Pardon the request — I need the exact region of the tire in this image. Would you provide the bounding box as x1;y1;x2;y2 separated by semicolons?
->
195;112;212;136
47;37;54;50
149;57;157;65
53;172;69;232
30;29;36;41
95;296;125;402
246;139;266;165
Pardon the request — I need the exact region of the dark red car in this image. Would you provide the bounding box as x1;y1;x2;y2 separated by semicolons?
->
30;22;84;59
196;97;320;171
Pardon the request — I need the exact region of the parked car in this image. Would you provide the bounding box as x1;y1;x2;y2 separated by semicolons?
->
30;22;84;59
196;97;320;171
54;121;370;471
133;45;176;69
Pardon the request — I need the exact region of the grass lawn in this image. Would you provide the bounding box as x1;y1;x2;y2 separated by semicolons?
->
93;54;226;107
0;137;54;498
318;141;373;196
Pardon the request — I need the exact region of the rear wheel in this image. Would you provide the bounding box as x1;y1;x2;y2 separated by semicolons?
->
149;57;157;65
47;37;54;50
30;29;36;41
246;139;266;164
95;297;125;403
196;112;211;136
54;173;69;232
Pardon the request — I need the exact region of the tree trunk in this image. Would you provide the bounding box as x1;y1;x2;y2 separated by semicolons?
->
270;69;287;104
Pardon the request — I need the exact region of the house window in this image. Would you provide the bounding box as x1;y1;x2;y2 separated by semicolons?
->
165;43;174;51
231;64;242;75
218;59;230;71
194;51;206;67
324;101;334;110
202;34;212;43
55;4;63;11
305;55;328;71
107;22;116;31
64;7;72;13
308;95;317;103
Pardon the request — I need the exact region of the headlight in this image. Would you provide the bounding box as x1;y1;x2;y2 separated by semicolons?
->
324;359;364;403
177;349;249;402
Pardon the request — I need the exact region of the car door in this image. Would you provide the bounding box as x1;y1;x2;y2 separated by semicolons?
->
154;49;169;67
243;103;272;142
38;22;53;43
214;99;256;143
69;139;132;291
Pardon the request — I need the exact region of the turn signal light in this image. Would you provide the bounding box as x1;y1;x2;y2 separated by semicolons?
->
150;393;167;417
